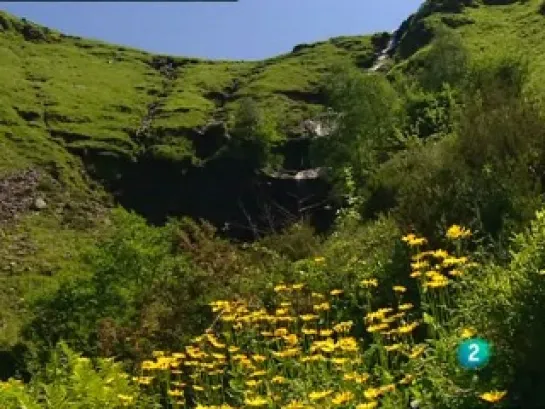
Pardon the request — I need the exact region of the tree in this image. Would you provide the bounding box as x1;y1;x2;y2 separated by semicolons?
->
418;27;470;91
229;97;281;170
311;64;402;197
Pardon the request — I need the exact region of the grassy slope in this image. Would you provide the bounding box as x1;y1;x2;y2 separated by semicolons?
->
0;10;376;346
396;0;545;94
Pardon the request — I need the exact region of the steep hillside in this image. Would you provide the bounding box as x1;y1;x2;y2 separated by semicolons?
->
0;9;387;347
394;0;545;93
0;10;392;233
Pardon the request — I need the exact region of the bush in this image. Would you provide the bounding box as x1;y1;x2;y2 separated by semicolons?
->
539;0;545;15
23;209;292;365
372;54;544;244
462;209;545;408
0;342;148;409
311;64;402;197
418;28;470;91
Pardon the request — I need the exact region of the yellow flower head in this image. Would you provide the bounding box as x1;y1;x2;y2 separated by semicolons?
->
356;402;378;409
398;303;414;311
461;327;477;339
308;390;333;401
332;391;354;405
479;390;507;403
446;224;471;240
361;278;379;288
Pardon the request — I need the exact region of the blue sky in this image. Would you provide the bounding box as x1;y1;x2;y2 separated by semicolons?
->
0;1;423;60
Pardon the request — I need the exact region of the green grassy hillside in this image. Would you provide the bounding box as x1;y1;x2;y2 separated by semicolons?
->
3;2;545;407
0;9;382;347
395;0;545;93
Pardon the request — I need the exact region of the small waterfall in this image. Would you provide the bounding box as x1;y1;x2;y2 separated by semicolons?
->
370;32;398;72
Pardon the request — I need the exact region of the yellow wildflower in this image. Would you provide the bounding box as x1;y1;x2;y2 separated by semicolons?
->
398;303;414;311
336;337;358;352
446;224;471;240
313;302;331;312
398;321;419;334
411;260;429;270
331;357;348;365
302;328;318;335
332;391;354;405
300;314;319;322
356;402;378;409
271;375;286;384
274;284;288;293
407;344;426;359
252;354;267;363
385;343;403;352
361;278;379;288
363;387;381;400
244;396;269;406
274;327;289;337
333;321;354;333
367;323;389;333
393;285;407;293
167;389;184;397
449;269;464;277
408;237;427;246
308;390;333;401
330;289;344;296
433;249;449;259
461;327;476;339
479;390;507;403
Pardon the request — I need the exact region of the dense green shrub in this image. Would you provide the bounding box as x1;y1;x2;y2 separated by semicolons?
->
22;209;293;366
0;342;148;409
461;209;545;408
227;97;283;171
311;64;402;197
370;54;544;245
417;28;470;91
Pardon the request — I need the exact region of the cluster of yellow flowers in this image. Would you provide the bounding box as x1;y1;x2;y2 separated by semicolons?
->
133;282;425;408
130;224;506;408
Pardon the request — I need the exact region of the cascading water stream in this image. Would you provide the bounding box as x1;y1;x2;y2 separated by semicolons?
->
370;32;398;72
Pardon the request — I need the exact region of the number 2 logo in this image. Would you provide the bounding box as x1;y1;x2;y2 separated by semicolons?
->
458;338;490;369
468;343;480;362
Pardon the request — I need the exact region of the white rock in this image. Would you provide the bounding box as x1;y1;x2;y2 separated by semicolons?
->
34;197;47;210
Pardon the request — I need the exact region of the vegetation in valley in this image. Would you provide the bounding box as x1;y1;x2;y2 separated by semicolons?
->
3;0;545;408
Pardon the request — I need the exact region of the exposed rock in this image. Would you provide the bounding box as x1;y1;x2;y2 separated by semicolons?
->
301;111;340;138
33;197;47;210
0;169;41;223
266;167;327;181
